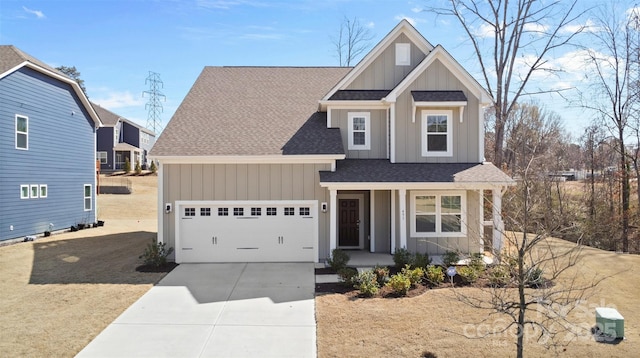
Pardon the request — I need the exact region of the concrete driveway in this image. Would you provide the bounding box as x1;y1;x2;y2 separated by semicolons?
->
76;263;316;357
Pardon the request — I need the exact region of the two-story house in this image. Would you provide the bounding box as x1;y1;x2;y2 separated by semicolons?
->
150;20;514;263
0;45;101;242
93;102;155;172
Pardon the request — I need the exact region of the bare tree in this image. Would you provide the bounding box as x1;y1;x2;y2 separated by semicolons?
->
581;4;640;252
332;16;374;67
429;0;584;167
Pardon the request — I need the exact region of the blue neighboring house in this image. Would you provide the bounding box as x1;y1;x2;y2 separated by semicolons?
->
0;45;102;242
93;103;155;172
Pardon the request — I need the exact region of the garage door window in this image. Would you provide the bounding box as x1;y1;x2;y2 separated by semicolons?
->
201;208;211;216
251;207;261;216
185;208;195;216
284;207;295;216
218;208;228;216
299;207;310;216
267;207;277;216
234;208;244;216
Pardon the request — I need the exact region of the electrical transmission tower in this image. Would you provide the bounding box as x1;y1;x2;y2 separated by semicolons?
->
143;71;166;133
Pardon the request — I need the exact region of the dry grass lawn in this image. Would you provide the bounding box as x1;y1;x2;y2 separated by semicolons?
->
0;175;165;357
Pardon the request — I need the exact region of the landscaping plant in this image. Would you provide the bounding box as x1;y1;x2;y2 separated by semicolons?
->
355;270;379;297
424;265;444;286
135;160;142;175
139;239;174;268
413;252;431;270
372;265;390;286
442;250;460;267
457;265;480;284
328;249;350;272
393;247;413;268
124;157;131;173
386;273;411;296
401;265;424;287
337;267;358;287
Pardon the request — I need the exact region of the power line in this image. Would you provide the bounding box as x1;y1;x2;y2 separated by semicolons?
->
143;71;166;133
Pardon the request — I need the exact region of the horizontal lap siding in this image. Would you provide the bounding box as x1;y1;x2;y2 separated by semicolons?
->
162;163;331;259
0;68;96;241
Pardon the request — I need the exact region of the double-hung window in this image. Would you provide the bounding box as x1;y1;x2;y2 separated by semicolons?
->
422;110;452;157
411;191;466;237
348;112;370;150
96;152;108;164
16;115;28;150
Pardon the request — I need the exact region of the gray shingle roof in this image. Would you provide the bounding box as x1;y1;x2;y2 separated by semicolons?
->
91;102;121;126
319;159;514;183
328;90;392;101
151;66;351;157
411;90;467;102
0;45;68;78
282;112;344;155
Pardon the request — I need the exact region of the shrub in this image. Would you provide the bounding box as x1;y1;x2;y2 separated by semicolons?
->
124;157;131;173
413;252;431;270
386;273;411;296
457;265;480;284
328;249;350;272
442;251;460;267
525;267;544;288
469;252;485;271
149;160;157;174
139;239;174;268
135;160;142;175
401;265;424;287
393;247;413;268
373;265;390;286
425;265;444;286
356;270;379;297
488;265;511;287
337;267;358;287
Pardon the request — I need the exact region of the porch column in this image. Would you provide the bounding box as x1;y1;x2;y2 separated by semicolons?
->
399;188;407;249
329;189;337;256
370;190;376;253
390;190;396;254
492;188;503;254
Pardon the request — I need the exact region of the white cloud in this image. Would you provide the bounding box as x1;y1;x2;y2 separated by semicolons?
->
473;23;494;38
394;15;416;26
22;6;45;19
92;91;145;109
523;22;547;34
411;7;422;14
365;21;375;29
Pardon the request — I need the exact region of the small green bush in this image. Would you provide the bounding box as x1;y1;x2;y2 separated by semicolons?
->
328;249;350;272
149;160;157;174
413;252;431;270
488;265;511;287
457;265;480;284
525;266;544;288
135;160;142;175
401;265;424;287
469;252;485;271
425;265;444;286
139;239;174;267
124;157;131;173
386;273;411;296
373;265;390;286
442;251;460;267
393;247;413;268
356;270;380;297
337;267;358;287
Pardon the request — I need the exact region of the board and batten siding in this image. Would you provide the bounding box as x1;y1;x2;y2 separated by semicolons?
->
374;190;391;253
346;33;427;90
394;59;481;163
0;67;96;241
162;163;332;259
96;127;114;170
330;108;387;159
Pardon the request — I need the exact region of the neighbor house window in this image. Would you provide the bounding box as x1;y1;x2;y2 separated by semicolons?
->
84;185;92;211
422;110;453;157
39;185;48;198
16;115;28;150
140;132;150;145
411;191;466;237
348;112;370;150
20;185;29;199
396;43;411;66
30;184;39;198
96;152;108;164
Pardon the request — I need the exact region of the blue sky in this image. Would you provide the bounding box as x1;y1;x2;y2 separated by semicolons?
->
0;0;620;135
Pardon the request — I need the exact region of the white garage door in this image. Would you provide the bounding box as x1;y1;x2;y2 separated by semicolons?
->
176;201;318;263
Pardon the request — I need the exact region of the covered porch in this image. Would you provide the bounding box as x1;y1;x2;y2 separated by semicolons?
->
114;143;142;170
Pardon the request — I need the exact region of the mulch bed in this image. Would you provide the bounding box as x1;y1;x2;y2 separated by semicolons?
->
135;262;179;273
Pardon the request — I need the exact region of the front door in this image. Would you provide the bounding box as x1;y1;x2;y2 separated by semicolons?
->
339;199;359;247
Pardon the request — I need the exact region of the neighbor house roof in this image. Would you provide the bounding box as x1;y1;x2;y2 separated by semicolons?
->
151;66;351;157
319;159;514;184
91;102;155;135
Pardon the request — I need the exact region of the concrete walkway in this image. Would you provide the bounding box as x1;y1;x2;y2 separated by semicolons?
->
76;263;316;357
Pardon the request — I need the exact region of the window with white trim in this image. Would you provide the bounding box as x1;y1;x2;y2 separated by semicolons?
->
39;185;48;198
422;110;453;157
84;184;92;211
20;185;29;199
411;191;466;237
96;152;108;164
396;43;411;66
30;185;39;198
348;112;370;150
16;115;28;150
140;132;150;145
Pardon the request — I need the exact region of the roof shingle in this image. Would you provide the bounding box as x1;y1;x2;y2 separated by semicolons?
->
411;90;467;102
328;90;391;101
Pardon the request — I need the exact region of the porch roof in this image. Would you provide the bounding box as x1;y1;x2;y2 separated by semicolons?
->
319;159;514;186
114;143;141;152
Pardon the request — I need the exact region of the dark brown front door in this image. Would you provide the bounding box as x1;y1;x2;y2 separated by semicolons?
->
339;199;359;247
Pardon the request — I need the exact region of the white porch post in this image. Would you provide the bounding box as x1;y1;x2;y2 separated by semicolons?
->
492;188;503;254
329;189;337;256
370;190;376;253
390;190;396;254
399;188;407;249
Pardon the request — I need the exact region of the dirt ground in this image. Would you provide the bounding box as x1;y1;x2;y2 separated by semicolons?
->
0;174;165;357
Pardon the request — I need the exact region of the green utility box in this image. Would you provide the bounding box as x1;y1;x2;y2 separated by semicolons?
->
595;307;624;339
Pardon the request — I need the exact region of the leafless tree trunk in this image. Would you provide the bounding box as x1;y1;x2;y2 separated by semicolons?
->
429;0;583;167
332;16;374;67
